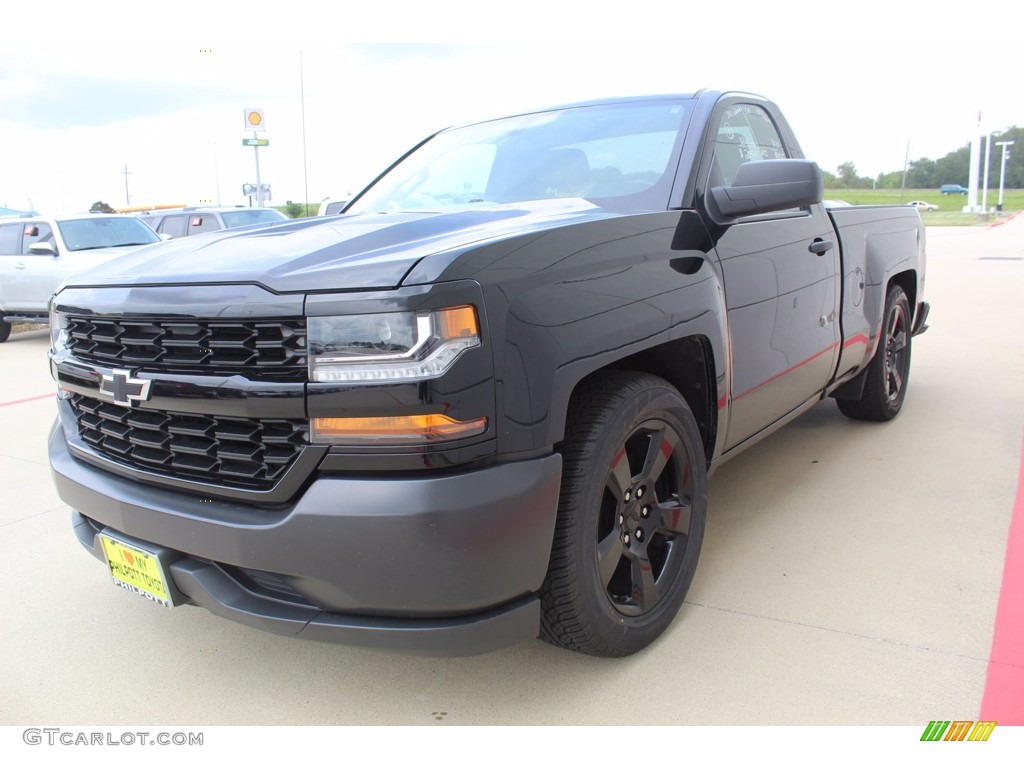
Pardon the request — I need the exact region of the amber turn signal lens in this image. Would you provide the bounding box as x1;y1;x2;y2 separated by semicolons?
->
436;306;478;340
311;414;487;444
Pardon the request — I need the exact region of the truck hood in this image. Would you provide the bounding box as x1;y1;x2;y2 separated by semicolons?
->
64;200;616;294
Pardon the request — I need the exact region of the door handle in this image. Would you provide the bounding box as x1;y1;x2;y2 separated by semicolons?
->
14;262;26;269
808;238;833;255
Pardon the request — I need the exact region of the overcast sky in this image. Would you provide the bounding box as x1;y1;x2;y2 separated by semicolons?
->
2;2;1019;213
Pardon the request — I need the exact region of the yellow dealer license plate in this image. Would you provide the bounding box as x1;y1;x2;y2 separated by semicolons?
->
100;534;175;608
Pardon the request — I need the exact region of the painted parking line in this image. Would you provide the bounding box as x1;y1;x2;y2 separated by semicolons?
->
988;209;1024;229
0;393;52;409
980;433;1024;725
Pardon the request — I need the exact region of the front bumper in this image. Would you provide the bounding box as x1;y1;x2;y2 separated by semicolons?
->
52;426;562;655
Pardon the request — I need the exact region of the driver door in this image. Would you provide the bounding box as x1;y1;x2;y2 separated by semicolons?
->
701;102;840;450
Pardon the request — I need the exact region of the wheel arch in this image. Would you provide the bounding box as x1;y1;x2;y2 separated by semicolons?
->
888;268;917;318
831;272;916;403
557;335;719;465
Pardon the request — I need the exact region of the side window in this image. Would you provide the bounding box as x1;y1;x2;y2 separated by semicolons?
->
159;215;189;238
0;223;24;255
710;104;788;187
22;223;54;254
188;214;222;235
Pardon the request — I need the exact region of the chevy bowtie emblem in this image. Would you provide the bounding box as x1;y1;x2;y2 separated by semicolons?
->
99;369;152;407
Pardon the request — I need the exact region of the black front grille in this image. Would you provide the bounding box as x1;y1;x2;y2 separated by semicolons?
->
66;317;306;371
70;395;308;491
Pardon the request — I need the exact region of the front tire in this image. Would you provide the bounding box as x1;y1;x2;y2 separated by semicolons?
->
837;285;912;421
0;320;11;343
540;372;707;657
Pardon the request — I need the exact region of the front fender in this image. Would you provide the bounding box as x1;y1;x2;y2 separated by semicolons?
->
449;211;728;456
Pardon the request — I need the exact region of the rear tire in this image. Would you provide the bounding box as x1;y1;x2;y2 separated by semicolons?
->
0;320;11;343
539;372;707;657
837;285;912;421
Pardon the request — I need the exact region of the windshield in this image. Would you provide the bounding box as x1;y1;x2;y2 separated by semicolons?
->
220;209;288;228
347;100;692;215
57;217;161;251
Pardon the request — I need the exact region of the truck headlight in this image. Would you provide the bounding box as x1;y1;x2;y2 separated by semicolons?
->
48;304;71;399
49;304;69;354
308;305;480;383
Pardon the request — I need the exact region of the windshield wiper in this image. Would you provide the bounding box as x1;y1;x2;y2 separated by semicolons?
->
71;242;155;251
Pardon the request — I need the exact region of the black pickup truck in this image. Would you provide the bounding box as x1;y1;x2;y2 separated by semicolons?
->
48;90;928;657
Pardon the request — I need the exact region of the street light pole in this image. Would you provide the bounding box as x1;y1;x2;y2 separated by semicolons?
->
995;140;1015;209
900;140;910;203
213;142;221;206
122;164;132;208
253;134;263;208
300;50;310;217
981;133;992;213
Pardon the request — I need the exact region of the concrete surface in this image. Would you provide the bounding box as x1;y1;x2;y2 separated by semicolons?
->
0;218;1021;726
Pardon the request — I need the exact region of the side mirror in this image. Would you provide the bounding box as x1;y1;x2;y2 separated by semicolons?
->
708;159;824;224
28;241;58;257
159;233;173;241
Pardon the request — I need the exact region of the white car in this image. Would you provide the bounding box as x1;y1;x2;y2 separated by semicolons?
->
317;198;349;216
907;200;939;212
0;213;161;341
138;206;288;238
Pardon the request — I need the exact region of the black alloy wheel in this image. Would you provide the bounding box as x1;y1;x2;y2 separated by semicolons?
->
540;371;707;657
837;284;913;422
882;297;909;405
599;418;694;617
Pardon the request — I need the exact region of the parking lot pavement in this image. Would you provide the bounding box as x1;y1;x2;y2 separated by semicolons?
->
1;220;1021;726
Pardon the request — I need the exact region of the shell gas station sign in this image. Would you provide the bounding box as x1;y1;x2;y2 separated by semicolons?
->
243;108;266;132
243;108;269;206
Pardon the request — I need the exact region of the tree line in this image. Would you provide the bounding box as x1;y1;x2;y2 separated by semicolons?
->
825;126;1023;190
